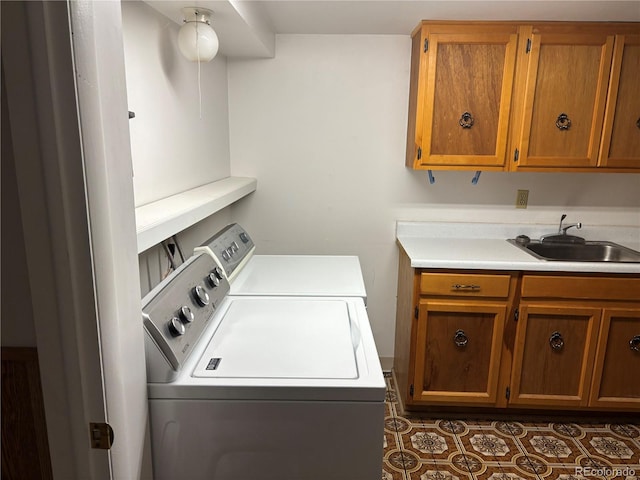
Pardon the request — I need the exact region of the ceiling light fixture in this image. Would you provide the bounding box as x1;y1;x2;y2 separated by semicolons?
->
178;7;219;62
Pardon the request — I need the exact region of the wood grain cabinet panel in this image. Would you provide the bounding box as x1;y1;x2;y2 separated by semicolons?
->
394;255;640;414
589;309;640;409
514;29;614;168
509;305;601;408
412;300;506;405
405;21;639;173
599;34;640;168
406;23;518;170
420;272;511;297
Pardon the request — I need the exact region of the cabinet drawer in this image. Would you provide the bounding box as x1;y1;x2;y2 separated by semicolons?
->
420;273;511;297
521;275;640;301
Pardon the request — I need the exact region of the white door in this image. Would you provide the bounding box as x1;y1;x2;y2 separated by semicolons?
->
2;1;151;478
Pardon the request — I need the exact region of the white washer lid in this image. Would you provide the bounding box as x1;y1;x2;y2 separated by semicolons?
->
230;255;367;299
193;298;359;379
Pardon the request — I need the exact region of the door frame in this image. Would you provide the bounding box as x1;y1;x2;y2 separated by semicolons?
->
2;1;150;478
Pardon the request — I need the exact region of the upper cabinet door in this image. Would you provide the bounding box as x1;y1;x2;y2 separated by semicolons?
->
599;34;640;169
407;24;518;169
514;28;614;168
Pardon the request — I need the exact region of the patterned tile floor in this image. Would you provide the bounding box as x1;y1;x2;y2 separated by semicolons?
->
383;373;640;480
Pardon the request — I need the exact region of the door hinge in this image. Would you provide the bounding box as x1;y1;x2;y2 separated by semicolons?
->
417;147;422;160
514;307;519;322
409;384;414;396
424;39;429;52
505;386;511;400
525;38;532;54
513;148;519;162
414;306;419;319
90;422;114;450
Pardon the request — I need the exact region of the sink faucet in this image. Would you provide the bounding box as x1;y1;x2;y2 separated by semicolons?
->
541;214;585;244
558;214;582;235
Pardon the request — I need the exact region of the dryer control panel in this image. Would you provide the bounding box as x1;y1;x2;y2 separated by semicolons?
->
194;223;255;280
142;253;229;382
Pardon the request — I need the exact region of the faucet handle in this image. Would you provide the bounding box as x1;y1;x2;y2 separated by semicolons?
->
558;213;567;233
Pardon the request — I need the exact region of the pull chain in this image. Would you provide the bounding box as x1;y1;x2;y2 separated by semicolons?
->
196;21;203;119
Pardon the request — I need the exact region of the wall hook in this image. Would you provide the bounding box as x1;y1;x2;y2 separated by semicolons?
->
471;171;481;185
427;170;436;184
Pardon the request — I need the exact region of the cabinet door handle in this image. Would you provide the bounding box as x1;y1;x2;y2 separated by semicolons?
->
459;111;474;129
630;335;640;352
451;284;481;291
549;331;564;351
555;113;571;130
454;329;469;347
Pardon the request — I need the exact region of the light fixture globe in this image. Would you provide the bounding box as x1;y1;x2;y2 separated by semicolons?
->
178;7;219;62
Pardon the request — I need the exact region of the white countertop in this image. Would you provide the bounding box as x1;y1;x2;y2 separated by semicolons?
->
396;221;640;274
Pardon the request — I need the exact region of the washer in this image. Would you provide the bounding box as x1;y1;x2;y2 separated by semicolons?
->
143;253;385;480
194;223;368;301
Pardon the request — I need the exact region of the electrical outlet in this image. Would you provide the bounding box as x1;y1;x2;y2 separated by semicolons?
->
516;189;529;209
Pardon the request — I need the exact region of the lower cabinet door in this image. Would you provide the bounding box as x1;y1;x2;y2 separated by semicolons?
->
589;308;640;410
412;300;506;405
510;305;601;408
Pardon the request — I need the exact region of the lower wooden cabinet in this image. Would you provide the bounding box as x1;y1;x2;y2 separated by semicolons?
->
509;305;601;408
412;300;506;405
394;250;640;413
589;308;640;409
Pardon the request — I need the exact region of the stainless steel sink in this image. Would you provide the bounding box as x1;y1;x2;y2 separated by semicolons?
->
507;239;640;263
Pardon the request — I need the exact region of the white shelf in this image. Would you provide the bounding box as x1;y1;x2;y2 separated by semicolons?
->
135;176;257;253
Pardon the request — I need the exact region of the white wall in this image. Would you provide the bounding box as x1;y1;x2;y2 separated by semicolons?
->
228;34;640;362
122;1;231;208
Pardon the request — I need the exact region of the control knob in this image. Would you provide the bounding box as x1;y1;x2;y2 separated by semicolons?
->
239;232;250;244
212;266;223;279
179;305;194;323
207;272;220;288
168;317;185;337
193;285;210;306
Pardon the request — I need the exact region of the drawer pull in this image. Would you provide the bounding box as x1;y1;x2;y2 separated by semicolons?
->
630;335;640;352
451;284;481;291
454;329;469;347
549;331;564;351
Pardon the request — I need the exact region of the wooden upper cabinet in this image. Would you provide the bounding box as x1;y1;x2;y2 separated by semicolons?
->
598;34;640;169
513;26;614;169
406;23;518;170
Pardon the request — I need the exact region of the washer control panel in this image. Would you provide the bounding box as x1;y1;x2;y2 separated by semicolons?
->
142;253;229;379
196;223;255;279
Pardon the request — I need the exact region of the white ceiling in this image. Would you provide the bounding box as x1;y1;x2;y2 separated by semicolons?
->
144;0;640;57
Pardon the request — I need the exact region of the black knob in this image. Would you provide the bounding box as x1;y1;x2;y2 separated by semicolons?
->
239;232;250;243
179;306;194;323
193;285;210;306
168;317;185;337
